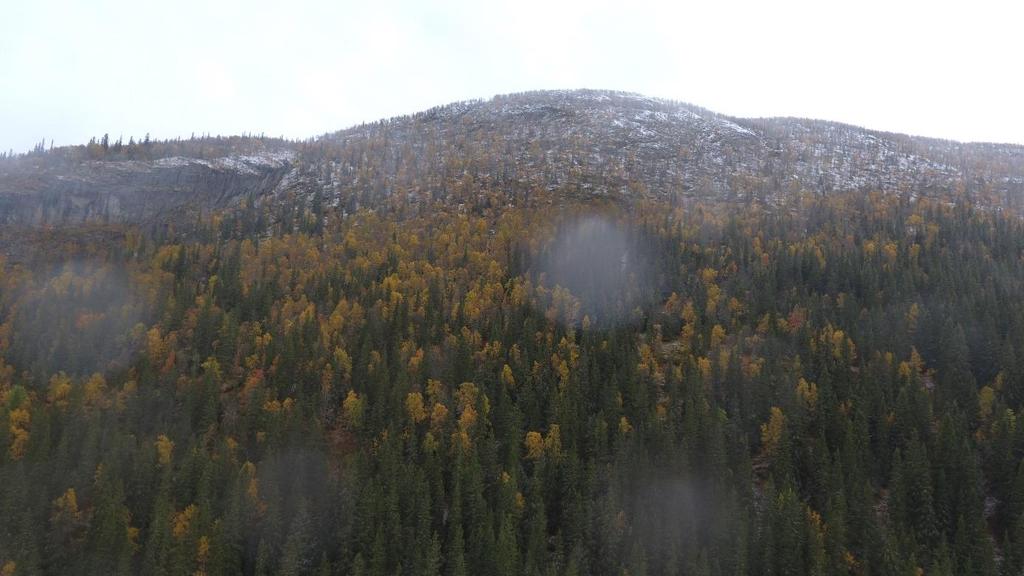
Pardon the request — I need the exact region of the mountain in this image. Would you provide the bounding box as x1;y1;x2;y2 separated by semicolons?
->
2;89;1023;228
4;90;1024;575
320;89;1024;205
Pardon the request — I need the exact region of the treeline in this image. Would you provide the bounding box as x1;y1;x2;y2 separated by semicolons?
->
0;134;294;165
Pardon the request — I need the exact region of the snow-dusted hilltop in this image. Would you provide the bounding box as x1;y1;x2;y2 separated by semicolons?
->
2;89;1023;226
317;89;1024;207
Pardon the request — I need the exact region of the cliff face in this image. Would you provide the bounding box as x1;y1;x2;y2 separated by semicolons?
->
0;152;294;225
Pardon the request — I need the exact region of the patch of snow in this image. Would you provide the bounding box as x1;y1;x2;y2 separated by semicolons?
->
716;119;755;136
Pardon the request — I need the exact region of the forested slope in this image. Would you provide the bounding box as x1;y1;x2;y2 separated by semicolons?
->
1;91;1024;575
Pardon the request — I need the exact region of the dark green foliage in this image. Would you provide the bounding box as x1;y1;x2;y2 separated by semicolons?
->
0;188;1022;575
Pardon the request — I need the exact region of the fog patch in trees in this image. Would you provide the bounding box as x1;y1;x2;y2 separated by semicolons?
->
539;215;656;328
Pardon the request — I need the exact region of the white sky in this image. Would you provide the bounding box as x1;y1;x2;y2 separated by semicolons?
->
1;0;1022;154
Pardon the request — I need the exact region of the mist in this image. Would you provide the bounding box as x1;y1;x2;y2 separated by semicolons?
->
539;215;657;328
2;259;152;380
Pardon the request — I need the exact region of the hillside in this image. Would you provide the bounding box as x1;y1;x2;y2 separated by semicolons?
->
1;91;1024;576
316;90;1024;206
2;90;1023;230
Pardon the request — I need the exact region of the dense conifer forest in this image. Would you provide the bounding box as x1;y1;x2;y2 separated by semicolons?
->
2;179;1024;575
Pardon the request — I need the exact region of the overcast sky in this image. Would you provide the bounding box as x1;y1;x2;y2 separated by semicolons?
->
2;0;1021;154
